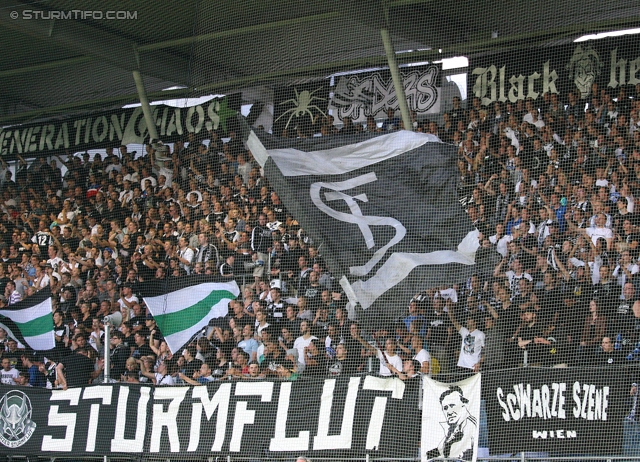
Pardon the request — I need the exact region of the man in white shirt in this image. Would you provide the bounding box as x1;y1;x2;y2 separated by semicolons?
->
448;310;485;373
489;223;513;257
585;212;614;250
118;283;139;321
176;237;194;275
293;321;318;367
1;357;19;385
354;330;403;377
411;335;431;374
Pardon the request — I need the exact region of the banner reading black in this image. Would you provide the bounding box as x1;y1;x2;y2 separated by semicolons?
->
0;376;421;458
483;367;628;455
468;35;640;106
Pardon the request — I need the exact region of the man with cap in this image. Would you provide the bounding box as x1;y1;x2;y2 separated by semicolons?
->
131;331;154;360
21;351;46;387
146;314;164;349
87;211;102;236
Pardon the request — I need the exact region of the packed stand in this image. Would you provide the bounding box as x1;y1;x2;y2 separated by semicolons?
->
3;82;640;388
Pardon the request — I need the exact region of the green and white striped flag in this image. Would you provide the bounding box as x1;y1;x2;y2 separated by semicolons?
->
0;288;55;351
140;276;240;354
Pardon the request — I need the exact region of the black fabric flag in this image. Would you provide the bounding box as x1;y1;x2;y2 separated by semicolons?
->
245;126;478;325
272;81;331;137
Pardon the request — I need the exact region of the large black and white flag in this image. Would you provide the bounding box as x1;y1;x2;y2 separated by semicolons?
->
245;127;478;325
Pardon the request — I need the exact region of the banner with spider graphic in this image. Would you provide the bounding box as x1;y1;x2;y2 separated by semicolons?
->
272;80;331;137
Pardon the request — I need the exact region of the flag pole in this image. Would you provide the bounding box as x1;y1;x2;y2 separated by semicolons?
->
380;27;413;132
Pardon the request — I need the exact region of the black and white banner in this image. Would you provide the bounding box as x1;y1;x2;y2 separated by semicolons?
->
468;35;640;105
422;374;481;462
246;128;478;326
272;81;331;136
483;367;628;455
0;376;421;458
328;65;441;124
0;94;241;158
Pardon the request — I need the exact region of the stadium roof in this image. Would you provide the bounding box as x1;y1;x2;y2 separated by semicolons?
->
1;0;639;126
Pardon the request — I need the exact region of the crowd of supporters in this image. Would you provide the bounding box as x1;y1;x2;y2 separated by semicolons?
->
2;81;640;388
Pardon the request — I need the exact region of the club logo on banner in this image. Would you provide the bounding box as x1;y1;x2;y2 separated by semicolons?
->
422;375;481;462
0;390;36;448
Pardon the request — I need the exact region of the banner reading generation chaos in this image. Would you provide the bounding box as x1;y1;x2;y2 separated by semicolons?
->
0;376;421;458
0;93;241;159
468;35;640;105
482;367;628;455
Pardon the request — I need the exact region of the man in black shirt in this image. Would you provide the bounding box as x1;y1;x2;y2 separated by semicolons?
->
131;332;154;359
327;343;357;377
250;214;271;283
110;331;130;378
182;345;203;378
56;347;95;388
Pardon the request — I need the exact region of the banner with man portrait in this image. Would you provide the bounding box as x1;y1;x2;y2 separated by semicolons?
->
422;374;481;462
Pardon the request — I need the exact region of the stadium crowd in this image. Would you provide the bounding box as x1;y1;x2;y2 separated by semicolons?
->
2;81;640;388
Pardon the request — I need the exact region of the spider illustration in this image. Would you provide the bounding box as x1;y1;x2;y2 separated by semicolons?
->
275;87;327;129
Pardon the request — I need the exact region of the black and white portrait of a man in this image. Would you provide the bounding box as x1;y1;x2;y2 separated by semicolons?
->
423;375;481;462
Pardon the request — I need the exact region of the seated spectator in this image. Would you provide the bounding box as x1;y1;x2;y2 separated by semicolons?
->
596;336;624;365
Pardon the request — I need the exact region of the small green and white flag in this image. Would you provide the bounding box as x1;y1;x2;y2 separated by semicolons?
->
0;288;55;351
140;276;240;354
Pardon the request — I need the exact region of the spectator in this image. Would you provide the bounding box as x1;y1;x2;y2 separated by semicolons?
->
55;347;95;389
293;321;318;368
448;310;485;374
21;352;46;387
0;356;19;385
353;328;402;377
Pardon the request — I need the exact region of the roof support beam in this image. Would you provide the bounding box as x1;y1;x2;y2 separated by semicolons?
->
137;12;340;52
0;0;189;85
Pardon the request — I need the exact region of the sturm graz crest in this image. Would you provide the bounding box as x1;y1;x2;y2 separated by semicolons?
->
0;390;36;448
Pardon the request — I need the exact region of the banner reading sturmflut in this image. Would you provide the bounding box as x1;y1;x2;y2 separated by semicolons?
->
422;374;481;462
245;127;478;325
0;376;420;458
